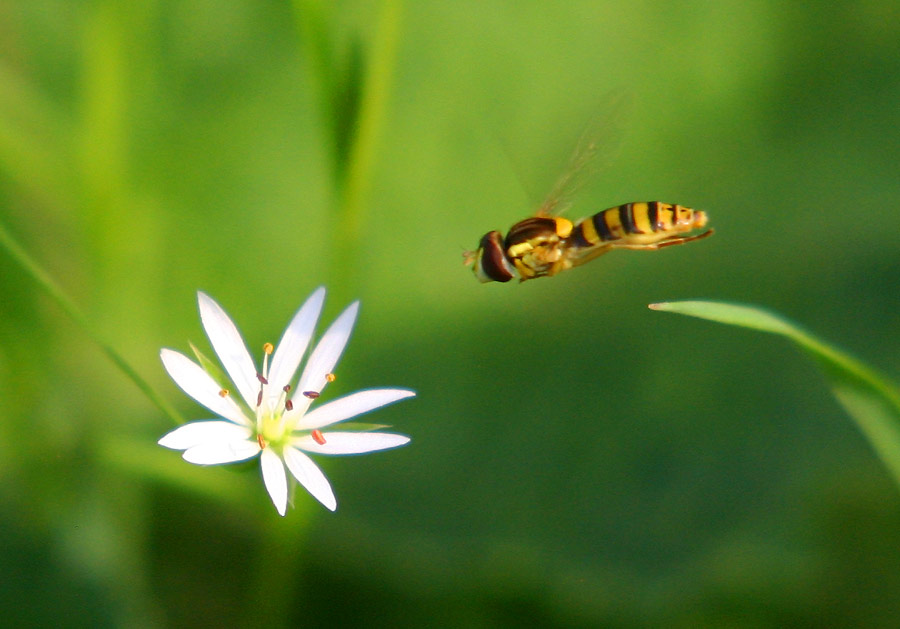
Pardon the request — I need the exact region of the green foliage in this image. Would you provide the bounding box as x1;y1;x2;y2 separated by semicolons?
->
651;300;900;488
1;0;899;627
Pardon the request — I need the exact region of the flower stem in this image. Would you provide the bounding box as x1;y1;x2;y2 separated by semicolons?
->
0;219;183;424
243;514;311;628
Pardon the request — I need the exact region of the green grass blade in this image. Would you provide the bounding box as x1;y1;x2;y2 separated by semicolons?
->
0;220;183;425
293;0;402;304
292;0;340;173
331;0;402;303
0;62;75;209
650;300;900;488
338;422;391;432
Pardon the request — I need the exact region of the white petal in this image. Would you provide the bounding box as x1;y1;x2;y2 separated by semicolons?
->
160;349;252;426
158;420;252;450
260;448;288;516
283;447;336;511
298;389;416;430
267;287;325;397
295;301;359;406
197;292;259;409
182;438;260;465
294;431;410;455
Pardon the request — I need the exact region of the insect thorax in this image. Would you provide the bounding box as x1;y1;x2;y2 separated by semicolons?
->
504;216;574;280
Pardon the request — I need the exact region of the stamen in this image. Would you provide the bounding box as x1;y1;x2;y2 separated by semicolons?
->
326;373;336;383
311;429;326;445
285;399;293;411
283;384;292;392
303;391;320;399
260;343;273;384
257;434;266;449
218;388;229;398
256;390;263;407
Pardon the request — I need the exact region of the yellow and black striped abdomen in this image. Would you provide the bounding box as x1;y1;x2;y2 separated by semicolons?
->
569;202;707;248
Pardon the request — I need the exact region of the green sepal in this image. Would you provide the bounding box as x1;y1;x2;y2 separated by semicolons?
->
189;341;231;391
337;422;391;432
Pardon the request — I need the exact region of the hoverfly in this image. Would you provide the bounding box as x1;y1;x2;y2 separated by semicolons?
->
464;111;713;283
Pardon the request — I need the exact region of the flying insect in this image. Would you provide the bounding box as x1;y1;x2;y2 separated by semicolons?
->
464;117;713;283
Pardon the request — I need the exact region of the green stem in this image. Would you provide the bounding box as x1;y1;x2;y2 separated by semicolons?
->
292;0;339;172
0;220;182;424
293;0;402;303
337;0;402;239
243;511;312;628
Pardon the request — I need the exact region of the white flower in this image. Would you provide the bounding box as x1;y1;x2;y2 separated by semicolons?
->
158;288;413;515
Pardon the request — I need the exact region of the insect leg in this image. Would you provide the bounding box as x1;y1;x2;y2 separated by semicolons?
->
566;244;612;268
608;229;714;251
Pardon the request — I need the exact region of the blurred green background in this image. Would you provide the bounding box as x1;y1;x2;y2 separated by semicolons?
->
2;0;899;626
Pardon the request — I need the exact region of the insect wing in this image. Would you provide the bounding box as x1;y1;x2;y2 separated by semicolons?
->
536;92;633;218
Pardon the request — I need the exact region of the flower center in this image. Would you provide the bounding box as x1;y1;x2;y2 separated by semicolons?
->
250;342;335;451
254;342;292;449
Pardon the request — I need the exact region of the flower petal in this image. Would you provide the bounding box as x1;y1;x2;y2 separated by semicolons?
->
160;349;252;426
297;389;416;430
283;447;336;511
197;292;258;408
158;420;252;450
294;431;410;455
182;437;261;465
267;287;325;397
294;301;359;413
260;449;289;516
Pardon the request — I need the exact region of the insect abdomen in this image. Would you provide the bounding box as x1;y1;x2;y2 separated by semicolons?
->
569;202;705;247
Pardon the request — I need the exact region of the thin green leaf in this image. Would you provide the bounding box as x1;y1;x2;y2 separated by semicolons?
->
338;422;391;432
292;0;340;174
0;220;183;425
650;300;900;488
0;62;75;209
333;36;364;177
293;0;402;305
